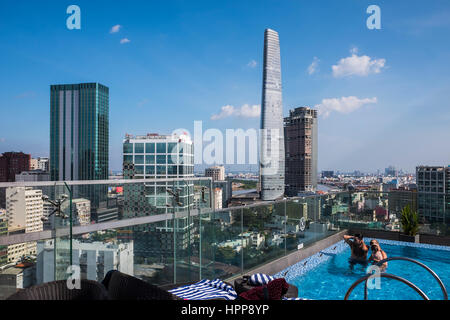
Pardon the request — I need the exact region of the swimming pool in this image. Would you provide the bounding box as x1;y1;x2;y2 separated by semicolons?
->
274;239;450;300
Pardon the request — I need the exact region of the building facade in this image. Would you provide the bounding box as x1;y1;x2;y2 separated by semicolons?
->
0;152;31;182
5;187;43;263
50;83;109;182
122;133;195;257
284;107;318;196
36;239;133;284
259;29;285;201
205;166;225;182
15;170;50;182
416;166;449;224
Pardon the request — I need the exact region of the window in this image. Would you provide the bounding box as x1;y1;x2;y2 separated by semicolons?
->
157;143;166;153
157;166;166;175
134;155;144;164
135;143;145;153
123;155;133;164
146;143;155;154
146;155;155;164
146;166;155;175
168;165;177;175
157;155;167;164
168;142;178;153
168;154;178;164
134;166;144;175
123;143;133;154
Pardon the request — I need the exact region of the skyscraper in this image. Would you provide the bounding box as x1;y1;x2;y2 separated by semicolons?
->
50;83;109;182
259;29;285;201
416;166;449;224
284;107;318;196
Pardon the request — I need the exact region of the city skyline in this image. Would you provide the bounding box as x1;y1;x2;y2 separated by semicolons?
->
1;1;450;173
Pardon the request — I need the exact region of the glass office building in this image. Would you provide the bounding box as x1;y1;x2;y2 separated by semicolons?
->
122;134;195;257
260;29;285;201
50;83;109;182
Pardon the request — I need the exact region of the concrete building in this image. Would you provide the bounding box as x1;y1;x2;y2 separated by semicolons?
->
213;188;223;210
0;209;7;266
0;263;35;300
205;166;225;181
15;170;50;182
36;239;134;284
5;187;43;263
259;29;285;201
416;166;449;223
0;152;31;182
30;158;49;172
284;107;318;196
61;198;91;226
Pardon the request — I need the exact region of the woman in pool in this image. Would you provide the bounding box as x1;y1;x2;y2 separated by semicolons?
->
368;240;388;271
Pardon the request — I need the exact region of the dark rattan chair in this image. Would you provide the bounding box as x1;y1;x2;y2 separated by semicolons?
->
102;270;179;300
7;280;108;300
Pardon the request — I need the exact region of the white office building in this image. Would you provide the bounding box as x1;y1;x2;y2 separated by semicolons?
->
36;239;134;284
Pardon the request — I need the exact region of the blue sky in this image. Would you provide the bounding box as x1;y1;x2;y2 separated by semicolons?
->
0;0;450;173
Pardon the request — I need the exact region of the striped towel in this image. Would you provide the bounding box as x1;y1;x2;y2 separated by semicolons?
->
169;279;238;300
249;273;274;286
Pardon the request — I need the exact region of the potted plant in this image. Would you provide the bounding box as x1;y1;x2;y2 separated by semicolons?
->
399;205;420;243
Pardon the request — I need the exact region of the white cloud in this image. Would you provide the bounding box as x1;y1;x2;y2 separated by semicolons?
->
332;50;386;78
315;96;377;117
307;57;320;75
0;138;5;143
120;38;131;44
211;104;261;120
247;60;257;68
110;25;122;33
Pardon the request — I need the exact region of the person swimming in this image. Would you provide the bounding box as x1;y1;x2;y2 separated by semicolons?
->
344;233;369;269
368;239;388;271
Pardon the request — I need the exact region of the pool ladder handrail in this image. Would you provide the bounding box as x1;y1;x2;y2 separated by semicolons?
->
344;256;448;300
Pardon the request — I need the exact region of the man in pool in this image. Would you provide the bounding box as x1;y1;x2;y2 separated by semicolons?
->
344;233;369;269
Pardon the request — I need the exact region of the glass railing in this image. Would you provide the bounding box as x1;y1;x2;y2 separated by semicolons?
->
0;180;448;299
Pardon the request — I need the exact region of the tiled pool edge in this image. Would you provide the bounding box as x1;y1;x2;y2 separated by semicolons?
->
225;230;348;284
274;238;450;283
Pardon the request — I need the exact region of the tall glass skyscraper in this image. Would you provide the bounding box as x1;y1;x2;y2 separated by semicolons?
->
50;83;109;182
260;29;285;200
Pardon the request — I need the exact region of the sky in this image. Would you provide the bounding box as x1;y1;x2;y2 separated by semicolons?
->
0;0;450;173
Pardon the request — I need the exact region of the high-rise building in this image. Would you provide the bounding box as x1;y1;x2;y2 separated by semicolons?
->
50;83;109;182
5;187;43;264
30;158;49;172
284;107;318;196
322;171;334;179
416;166;449;224
385;166;398;177
0;152;31;182
259;29;285;201
205;166;225;182
122;133;195;257
61;198;91;226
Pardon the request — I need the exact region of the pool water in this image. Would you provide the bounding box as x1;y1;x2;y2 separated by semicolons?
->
287;240;450;300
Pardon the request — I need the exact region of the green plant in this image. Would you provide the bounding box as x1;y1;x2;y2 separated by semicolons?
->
400;205;419;236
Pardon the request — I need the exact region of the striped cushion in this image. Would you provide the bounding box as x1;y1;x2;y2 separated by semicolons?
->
249;273;274;286
168;279;237;300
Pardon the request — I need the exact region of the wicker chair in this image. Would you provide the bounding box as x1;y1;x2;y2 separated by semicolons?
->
102;270;179;300
7;280;108;300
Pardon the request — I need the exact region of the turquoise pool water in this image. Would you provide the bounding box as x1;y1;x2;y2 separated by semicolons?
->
288;240;450;300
